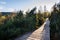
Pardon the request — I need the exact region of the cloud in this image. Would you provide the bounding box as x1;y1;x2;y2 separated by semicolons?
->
0;1;6;4
7;8;15;12
0;6;4;12
0;7;3;9
0;7;15;12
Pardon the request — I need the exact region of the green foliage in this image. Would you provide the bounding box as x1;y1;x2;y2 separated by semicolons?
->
0;20;21;40
0;7;45;40
36;10;45;27
50;4;60;40
26;7;36;17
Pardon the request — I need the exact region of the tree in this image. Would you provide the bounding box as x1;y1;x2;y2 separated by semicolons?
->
26;7;36;17
50;3;60;40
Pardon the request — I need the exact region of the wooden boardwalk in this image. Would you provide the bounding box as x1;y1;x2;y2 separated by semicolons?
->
15;18;50;40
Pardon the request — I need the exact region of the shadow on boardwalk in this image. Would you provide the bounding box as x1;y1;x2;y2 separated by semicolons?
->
41;19;50;40
15;32;33;40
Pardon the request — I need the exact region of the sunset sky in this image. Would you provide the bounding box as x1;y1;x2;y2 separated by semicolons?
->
0;0;59;12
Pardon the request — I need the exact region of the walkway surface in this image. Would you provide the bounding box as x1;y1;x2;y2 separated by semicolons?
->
15;18;50;40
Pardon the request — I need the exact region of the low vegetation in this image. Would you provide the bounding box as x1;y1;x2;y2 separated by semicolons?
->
0;7;48;40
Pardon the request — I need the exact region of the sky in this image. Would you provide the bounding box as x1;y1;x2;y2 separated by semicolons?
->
0;0;59;12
